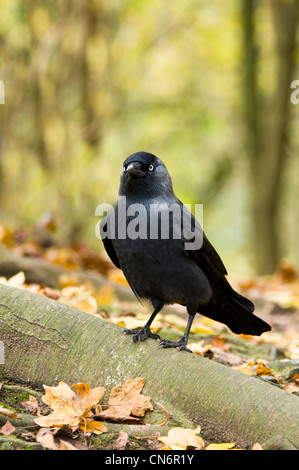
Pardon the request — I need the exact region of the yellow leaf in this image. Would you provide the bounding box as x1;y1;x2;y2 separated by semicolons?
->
233;361;254;376
78;419;108;435
205;442;235;450
255;362;275;377
34;381;106;432
58;286;98;314
158;426;204;450
95;285;116;305
72;383;106;415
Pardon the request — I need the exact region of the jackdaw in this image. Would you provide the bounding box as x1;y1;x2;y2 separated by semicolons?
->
100;151;271;351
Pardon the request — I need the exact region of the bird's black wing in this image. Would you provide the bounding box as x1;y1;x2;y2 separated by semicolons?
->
100;214;121;269
181;206;255;313
179;203;227;283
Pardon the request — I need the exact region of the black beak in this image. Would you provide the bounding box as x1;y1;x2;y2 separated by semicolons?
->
126;162;145;177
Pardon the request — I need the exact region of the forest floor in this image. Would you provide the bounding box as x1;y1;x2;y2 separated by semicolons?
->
0;222;298;450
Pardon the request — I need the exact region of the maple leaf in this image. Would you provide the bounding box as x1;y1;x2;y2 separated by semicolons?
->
158;426;204;450
99;377;153;421
34;381;108;434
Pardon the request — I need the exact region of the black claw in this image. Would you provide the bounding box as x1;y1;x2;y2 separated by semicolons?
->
158;338;192;353
123;327;160;342
123;328;139;336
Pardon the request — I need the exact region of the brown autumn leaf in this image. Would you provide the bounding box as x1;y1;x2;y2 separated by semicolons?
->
283;381;299;395
35;428;58;450
0;420;16;436
255;361;276;377
34;381;108;434
115;430;129;450
99;377;153;421
211;336;232;351
0;406;22;420
158;426;204;450
254;361;280;383
20;394;40;414
36;428;80;450
58;286;98;314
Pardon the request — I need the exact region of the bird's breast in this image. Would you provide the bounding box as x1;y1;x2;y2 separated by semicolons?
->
112;237;212;306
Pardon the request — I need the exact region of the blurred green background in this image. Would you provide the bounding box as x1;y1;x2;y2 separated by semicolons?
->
0;0;299;276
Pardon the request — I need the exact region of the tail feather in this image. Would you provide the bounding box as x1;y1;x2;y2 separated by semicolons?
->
199;291;271;336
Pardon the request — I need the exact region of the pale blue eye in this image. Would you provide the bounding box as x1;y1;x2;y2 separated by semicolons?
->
148;164;154;172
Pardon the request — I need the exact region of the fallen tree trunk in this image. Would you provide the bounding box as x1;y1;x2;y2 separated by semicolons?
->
0;243;133;300
0;284;298;449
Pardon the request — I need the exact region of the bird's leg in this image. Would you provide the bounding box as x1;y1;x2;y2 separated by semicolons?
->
123;305;162;342
159;313;195;353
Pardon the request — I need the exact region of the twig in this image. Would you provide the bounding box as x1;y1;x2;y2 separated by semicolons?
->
155;402;169;426
1;384;42;398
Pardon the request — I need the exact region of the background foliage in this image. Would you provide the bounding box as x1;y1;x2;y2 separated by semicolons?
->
0;0;299;275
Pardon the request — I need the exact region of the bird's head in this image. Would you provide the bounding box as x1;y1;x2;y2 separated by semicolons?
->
119;151;174;200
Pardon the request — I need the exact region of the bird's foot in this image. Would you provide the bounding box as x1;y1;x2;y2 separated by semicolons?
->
158;338;192;353
123;325;160;342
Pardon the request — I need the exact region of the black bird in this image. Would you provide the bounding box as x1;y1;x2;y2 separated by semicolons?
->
100;151;271;351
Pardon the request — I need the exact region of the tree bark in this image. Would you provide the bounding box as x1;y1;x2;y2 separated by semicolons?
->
0;284;298;449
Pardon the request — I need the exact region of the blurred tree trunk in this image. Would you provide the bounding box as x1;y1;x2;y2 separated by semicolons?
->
241;0;299;274
27;1;49;170
78;0;102;146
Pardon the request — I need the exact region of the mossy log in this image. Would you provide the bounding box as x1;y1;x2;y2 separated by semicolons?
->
0;284;298;449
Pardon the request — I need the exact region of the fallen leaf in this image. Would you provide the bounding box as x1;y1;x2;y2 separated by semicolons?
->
205;442;235;450
20;394;40;414
233;361;255;376
0;406;22;420
36;428;58;450
58;286;98;314
211;336;232;351
283;381;299;394
254;361;280;383
78;419;108;435
0;271;26;288
45;247;80;270
255;362;275;377
252;442;264;450
34;381;107;434
0;420;16;436
99;378;153;421
158;426;204;450
96;285;117;305
115;430;129;450
58;439;79;450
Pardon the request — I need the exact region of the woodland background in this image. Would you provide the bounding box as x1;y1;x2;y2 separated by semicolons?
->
0;0;299;276
0;0;299;451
